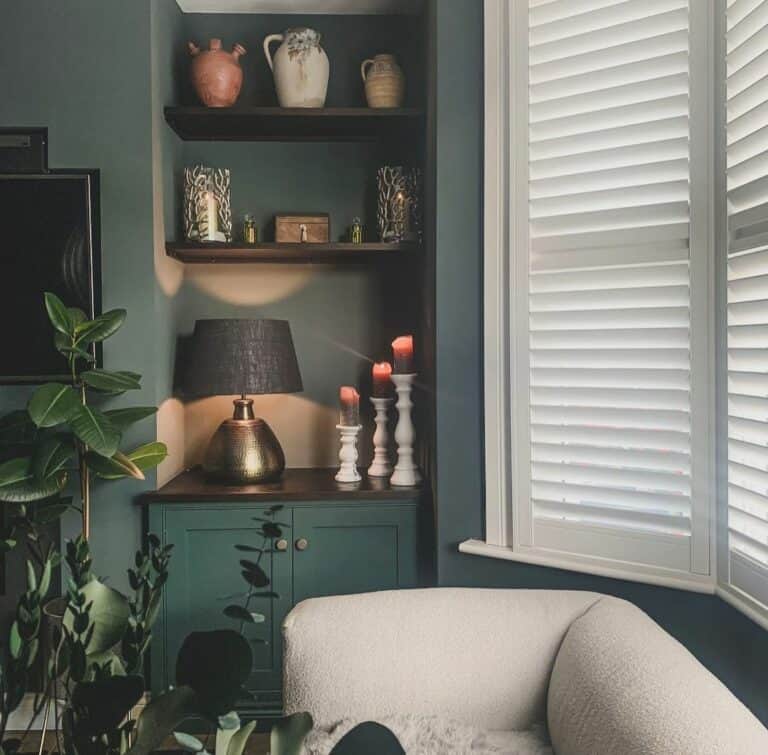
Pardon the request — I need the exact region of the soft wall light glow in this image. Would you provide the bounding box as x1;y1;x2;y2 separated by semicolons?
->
186;265;313;306
157;397;185;486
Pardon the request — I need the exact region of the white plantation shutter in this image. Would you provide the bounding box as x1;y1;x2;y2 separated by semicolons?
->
506;0;712;581
726;0;768;606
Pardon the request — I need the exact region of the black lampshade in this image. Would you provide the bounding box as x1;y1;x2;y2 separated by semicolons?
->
181;319;303;398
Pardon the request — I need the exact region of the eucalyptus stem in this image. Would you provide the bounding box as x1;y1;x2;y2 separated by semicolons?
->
239;533;269;635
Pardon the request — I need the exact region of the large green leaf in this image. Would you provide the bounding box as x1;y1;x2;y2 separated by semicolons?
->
0;457;32;488
270;713;313;755
173;732;206;753
0;472;67;503
0;457;67;503
32;437;72;480
176;630;252;719
329;723;405;755
75;309;126;344
64;579;130;655
103;407;157;431
27;384;81;428
0;411;37;446
71;675;144;736
68;307;88;326
85;450;144;481
127;686;196;755
70;405;120;457
81;370;141;394
227;721;257;755
126;442;167;472
44;292;74;336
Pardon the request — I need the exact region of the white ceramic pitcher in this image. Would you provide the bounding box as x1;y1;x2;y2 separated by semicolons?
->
263;28;329;108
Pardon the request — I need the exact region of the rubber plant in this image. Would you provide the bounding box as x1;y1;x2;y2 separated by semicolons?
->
0;292;169;753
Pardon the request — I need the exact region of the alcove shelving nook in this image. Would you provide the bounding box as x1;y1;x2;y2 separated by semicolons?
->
147;0;436;721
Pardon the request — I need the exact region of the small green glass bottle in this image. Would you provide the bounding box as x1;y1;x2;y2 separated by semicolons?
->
350;217;363;244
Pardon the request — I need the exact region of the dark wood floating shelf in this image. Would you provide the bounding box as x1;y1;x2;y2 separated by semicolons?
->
140;467;421;504
164;106;426;142
166;240;418;263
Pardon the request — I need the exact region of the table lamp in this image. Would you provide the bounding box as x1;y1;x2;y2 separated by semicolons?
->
182;319;303;484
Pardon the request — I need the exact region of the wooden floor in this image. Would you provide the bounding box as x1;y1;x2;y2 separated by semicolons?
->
9;731;270;754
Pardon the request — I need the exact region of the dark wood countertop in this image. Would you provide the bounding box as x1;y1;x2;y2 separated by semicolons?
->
140;467;421;504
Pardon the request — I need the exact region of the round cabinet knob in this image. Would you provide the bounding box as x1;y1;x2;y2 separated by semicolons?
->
295;537;309;551
275;538;288;552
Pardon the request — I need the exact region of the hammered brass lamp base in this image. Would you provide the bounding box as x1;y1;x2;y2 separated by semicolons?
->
202;398;285;484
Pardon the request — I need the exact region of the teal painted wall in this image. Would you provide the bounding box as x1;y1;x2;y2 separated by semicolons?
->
433;0;768;725
0;0;159;591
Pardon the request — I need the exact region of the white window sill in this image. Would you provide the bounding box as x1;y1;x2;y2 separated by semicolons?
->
459;539;716;594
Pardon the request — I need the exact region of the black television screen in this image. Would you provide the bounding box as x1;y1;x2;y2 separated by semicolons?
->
0;172;101;383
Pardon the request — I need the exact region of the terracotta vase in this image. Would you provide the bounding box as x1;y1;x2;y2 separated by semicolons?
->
188;38;246;108
361;54;405;108
263;28;329;108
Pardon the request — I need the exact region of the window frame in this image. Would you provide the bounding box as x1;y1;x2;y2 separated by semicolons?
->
461;0;718;596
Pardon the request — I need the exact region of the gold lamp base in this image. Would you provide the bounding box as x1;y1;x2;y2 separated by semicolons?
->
203;398;285;484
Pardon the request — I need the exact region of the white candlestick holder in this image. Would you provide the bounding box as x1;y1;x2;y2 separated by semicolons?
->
335;424;363;483
391;373;421;487
368;397;394;477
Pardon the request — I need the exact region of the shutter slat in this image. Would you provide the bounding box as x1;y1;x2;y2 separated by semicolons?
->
531;405;690;432
533;441;690;473
535;499;690;536
531;327;689;349
532;479;690;513
531;8;688;66
729;416;768;447
531;120;689;161
532;100;689;144
532;29;688;85
531;348;690;369
531;385;689;410
531;159;688;198
531;53;688;103
531;423;691;452
531;137;689;178
531;367;690;389
727;0;768;53
531;306;689;330
531;285;689;311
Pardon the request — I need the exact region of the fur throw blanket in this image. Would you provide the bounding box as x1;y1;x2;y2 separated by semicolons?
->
302;715;553;754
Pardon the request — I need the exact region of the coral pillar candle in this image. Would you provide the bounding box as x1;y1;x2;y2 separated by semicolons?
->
392;335;414;374
339;386;360;426
372;361;393;397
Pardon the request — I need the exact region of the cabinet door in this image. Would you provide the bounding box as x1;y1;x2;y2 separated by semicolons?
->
158;506;291;712
292;504;418;604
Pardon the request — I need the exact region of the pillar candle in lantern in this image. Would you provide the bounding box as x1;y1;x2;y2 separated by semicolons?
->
392;335;414;374
339;386;360;426
372;361;393;397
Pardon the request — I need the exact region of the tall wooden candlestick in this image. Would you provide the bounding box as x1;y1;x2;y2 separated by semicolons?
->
390;373;420;486
368;397;394;477
335;423;362;483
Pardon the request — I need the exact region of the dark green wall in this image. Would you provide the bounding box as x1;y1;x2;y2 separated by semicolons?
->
433;0;768;726
0;0;158;591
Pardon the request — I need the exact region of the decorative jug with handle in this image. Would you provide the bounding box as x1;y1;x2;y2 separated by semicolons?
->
263;28;329;108
361;54;405;108
188;38;246;108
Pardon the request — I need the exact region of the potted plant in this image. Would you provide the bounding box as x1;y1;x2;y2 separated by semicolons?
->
0;293;169;753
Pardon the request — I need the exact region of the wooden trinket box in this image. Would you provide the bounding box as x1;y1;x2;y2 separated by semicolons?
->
275;213;330;243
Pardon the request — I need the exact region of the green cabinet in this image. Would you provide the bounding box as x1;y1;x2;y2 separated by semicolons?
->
143;469;421;717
